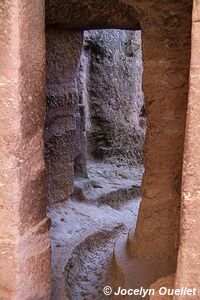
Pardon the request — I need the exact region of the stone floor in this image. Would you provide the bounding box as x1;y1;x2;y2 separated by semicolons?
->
48;161;143;299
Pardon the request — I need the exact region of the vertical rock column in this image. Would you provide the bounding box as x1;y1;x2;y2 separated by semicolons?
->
175;0;200;296
45;28;83;204
122;0;192;263
0;1;51;299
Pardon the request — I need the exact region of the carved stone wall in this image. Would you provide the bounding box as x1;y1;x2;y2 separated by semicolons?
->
122;0;192;265
45;28;83;204
175;0;200;296
0;1;51;299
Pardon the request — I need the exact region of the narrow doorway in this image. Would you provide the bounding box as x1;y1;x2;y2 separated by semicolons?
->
45;28;146;300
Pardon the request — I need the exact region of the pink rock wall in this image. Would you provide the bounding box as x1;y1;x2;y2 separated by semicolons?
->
0;1;51;299
175;0;200;297
122;0;192;265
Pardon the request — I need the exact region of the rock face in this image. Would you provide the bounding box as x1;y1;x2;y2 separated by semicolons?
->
45;0;140;30
174;0;200;296
45;28;145;204
83;30;145;165
45;28;84;204
0;1;51;299
121;0;192;265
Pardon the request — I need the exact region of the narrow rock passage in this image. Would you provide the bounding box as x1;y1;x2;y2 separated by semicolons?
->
48;162;143;299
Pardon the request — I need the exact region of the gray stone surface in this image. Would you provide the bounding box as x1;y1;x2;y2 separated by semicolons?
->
82;30;145;165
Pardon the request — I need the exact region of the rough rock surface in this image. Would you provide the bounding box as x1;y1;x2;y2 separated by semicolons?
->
45;28;145;204
48;162;142;299
45;28;84;204
72;161;143;208
0;1;51;299
149;274;175;300
174;0;200;295
45;0;140;30
121;0;192;264
45;28;145;299
83;30;145;165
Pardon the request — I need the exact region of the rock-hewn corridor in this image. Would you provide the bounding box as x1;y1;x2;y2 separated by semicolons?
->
2;1;200;300
47;29;146;299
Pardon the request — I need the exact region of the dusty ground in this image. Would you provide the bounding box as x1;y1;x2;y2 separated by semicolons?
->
48;162;143;299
